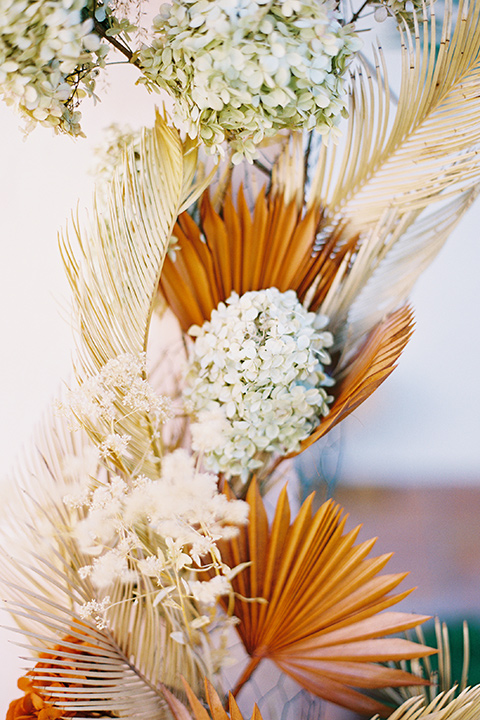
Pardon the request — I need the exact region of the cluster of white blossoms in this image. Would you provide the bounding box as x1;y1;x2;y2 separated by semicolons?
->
185;288;334;480
372;0;423;25
57;353;171;459
0;0;110;134
70;450;248;607
139;0;361;162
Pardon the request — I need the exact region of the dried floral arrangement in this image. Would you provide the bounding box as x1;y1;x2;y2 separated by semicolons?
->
1;0;480;719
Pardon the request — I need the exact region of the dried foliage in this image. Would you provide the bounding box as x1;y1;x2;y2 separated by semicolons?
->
212;481;434;717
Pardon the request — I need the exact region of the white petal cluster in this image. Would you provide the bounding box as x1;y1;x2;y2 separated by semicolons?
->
184;288;334;480
0;0;108;134
139;0;360;162
371;0;424;25
57;352;171;433
74;450;248;592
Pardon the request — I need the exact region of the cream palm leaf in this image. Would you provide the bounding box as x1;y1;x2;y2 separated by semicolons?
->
310;0;480;227
335;186;480;350
0;412;209;713
300;0;480;358
373;686;480;720
1;532;167;717
60;113;208;477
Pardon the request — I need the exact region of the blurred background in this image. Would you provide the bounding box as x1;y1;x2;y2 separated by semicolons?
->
0;12;479;716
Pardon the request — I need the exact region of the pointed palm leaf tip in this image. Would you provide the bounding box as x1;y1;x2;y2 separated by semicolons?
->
374;686;480;720
162;678;265;720
210;481;435;718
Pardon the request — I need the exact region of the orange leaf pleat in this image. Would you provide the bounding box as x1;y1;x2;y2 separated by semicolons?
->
296;305;415;454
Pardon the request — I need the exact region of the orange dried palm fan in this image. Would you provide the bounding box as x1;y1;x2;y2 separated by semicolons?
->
206;481;434;718
160;186;357;334
160;176;414;465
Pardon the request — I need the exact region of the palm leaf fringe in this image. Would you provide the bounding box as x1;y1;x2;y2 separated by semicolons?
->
59;113;207;478
371;686;480;720
162;678;265;720
210;481;434;718
310;0;480;228
0;551;166;718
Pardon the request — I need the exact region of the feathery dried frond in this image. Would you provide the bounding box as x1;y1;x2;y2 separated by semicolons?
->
344;187;480;345
0;545;167;718
60;114;198;477
212;481;434;717
310;0;480;228
373;686;480;720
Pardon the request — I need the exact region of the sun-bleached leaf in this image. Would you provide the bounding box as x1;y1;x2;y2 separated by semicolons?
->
372;686;480;720
212;481;434;718
342;186;480;346
310;0;480;229
60;114;192;477
0;553;166;718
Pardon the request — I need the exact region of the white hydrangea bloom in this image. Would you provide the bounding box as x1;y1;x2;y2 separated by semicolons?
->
0;0;110;134
139;0;361;161
185;288;334;480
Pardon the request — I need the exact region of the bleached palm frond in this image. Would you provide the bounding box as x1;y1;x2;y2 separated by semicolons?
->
336;185;480;350
310;0;480;229
60;114;205;477
372;686;480;720
1;410;208;714
1;546;168;718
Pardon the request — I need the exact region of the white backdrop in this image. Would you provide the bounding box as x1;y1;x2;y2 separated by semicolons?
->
1;57;480;711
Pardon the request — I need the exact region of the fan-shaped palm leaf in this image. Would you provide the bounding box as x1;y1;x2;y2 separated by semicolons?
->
163;678;264;720
210;481;434;717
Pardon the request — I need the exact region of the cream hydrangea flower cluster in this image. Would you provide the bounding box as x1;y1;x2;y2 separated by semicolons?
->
71;450;248;604
139;0;360;162
185;288;334;480
0;0;108;134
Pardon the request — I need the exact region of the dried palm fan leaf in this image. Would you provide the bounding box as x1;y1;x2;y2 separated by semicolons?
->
368;618;471;711
161;173;415;462
162;678;264;720
296;305;414;456
59;113;211;478
208;481;434;718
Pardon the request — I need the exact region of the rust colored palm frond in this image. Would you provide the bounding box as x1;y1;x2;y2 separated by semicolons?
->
160;187;355;334
294;304;414;456
213;481;434;717
162;678;264;720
